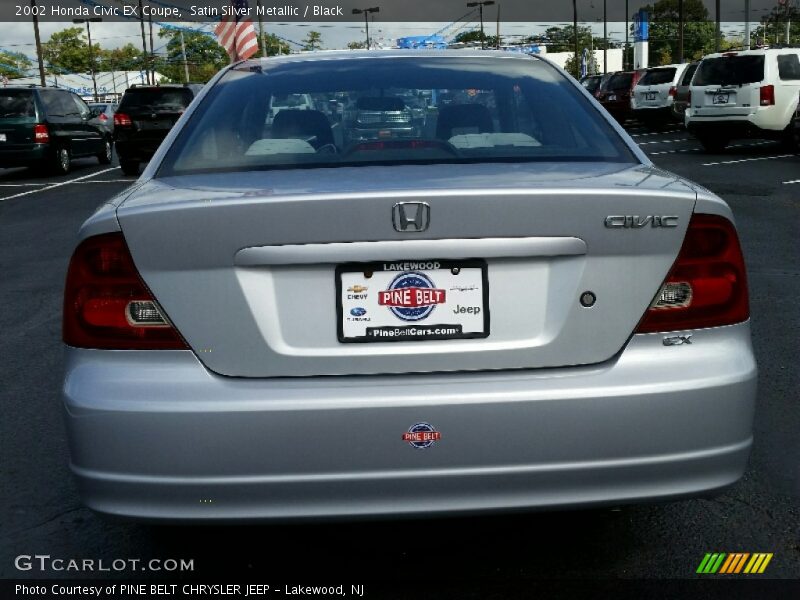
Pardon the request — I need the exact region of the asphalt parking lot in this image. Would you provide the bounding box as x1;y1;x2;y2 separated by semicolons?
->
1;123;798;584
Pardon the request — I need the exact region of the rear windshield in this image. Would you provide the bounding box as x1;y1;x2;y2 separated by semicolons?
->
119;88;193;112
680;64;698;86
0;91;36;120
605;73;633;90
638;68;677;86
158;57;637;176
694;55;765;86
581;76;601;93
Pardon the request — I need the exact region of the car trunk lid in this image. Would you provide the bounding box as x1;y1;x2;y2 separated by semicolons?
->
117;163;696;378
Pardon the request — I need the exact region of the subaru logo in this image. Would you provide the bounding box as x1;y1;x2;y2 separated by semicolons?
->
392;202;430;232
350;307;367;317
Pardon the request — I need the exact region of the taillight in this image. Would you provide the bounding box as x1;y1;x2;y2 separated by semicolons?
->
114;112;132;127
636;214;749;333
63;233;187;349
668;86;677;97
33;124;49;143
98;113;108;121
760;85;775;106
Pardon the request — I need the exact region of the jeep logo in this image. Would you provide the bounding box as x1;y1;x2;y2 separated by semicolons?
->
604;215;679;228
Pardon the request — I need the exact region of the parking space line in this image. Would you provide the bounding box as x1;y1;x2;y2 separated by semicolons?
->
0;167;119;202
629;129;684;137
647;141;775;156
702;154;798;167
0;183;50;187
637;138;692;145
782;179;800;185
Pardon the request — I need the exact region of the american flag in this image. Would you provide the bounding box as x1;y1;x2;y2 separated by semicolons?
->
215;0;259;62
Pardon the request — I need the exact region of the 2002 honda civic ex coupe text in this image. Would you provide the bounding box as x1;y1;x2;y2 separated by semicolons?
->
62;51;756;521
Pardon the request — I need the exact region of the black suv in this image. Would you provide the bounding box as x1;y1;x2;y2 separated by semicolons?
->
114;84;203;176
0;86;111;175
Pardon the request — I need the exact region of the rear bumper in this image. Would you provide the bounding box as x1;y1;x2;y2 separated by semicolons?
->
686;111;787;138
114;138;164;161
0;144;47;167
632;106;672;120
63;322;757;521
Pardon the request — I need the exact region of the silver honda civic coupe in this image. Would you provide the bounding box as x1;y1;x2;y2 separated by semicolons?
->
62;51;756;521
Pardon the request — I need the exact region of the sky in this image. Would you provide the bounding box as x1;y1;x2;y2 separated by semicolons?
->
1;19;751;69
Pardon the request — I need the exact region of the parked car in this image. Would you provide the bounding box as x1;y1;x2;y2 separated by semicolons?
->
686;47;800;152
0;86;111;175
671;62;699;122
87;102;117;137
62;51;756;521
631;63;690;125
114;84;203;176
596;69;646;121
346;95;420;144
266;93;315;125
579;74;604;96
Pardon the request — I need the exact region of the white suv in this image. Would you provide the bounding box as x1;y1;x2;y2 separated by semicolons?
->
631;63;689;124
686;47;800;152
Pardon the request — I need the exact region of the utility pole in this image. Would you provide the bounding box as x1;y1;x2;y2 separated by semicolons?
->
603;0;607;74
148;13;155;84
256;0;267;56
744;0;751;50
137;0;149;84
467;1;495;50
31;0;46;87
678;0;684;63
496;3;500;49
180;30;190;83
715;0;721;52
352;7;379;50
573;0;578;71
73;17;101;101
625;0;629;70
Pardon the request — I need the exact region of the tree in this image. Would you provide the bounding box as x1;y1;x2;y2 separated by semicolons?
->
302;31;323;51
641;0;716;64
527;25;614;54
752;5;800;46
156;29;229;83
347;40;367;50
42;27;94;74
0;50;32;79
259;33;290;57
98;44;144;72
453;29;500;48
564;51;600;79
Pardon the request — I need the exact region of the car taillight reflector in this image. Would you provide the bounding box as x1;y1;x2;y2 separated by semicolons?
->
33;124;49;143
63;232;187;349
636;214;749;334
114;112;132;127
760;85;775;106
668;86;677;97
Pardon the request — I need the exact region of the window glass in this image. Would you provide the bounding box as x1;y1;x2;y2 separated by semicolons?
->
777;54;800;81
159;57;637;177
694;56;765;86
638;68;677;86
681;64;698;86
0;91;36;120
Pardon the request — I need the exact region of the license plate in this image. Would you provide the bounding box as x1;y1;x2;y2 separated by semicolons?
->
139;119;170;130
337;259;489;343
713;92;730;104
645;92;657;101
0;133;6;142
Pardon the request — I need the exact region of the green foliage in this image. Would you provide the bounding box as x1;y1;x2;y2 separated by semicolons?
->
347;40;368;50
302;31;323;51
42;27;93;74
156;29;229;83
528;25;615;54
642;0;716;64
564;52;600;79
98;44;144;72
453;29;500;48
259;34;290;57
0;50;32;78
752;5;800;46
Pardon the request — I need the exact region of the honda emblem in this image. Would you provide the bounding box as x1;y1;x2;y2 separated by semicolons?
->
392;202;430;232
